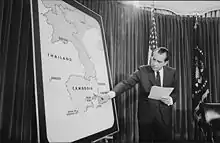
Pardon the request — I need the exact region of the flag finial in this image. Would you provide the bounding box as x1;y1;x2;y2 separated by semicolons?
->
147;0;158;65
194;13;199;29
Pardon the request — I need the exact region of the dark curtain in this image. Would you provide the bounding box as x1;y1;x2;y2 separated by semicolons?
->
1;0;220;143
198;17;220;103
0;0;37;142
156;15;195;141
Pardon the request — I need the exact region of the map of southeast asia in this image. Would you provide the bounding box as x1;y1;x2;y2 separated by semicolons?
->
37;0;114;142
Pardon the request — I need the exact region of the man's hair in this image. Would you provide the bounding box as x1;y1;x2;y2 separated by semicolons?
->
155;47;169;62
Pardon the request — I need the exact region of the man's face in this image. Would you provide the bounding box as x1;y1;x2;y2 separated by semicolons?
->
150;51;168;71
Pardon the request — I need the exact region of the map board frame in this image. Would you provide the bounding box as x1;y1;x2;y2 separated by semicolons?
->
30;0;119;142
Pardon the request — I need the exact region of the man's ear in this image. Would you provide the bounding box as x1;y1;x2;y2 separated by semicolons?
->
164;61;168;66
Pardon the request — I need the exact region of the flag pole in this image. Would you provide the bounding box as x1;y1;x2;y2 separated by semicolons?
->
147;0;157;65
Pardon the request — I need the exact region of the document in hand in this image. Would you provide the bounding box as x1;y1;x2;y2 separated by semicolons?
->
148;86;174;100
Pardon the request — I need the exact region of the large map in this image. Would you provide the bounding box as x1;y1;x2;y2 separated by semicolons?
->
36;0;115;142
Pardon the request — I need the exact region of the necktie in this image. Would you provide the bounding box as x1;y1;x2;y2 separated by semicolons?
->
155;71;161;86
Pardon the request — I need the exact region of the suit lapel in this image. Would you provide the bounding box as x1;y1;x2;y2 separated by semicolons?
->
148;67;156;85
148;66;170;86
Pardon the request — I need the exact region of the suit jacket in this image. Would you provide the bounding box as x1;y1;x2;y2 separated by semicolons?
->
112;65;179;125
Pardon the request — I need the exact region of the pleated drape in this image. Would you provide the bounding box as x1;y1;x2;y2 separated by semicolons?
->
198;17;220;103
156;14;195;140
0;0;37;142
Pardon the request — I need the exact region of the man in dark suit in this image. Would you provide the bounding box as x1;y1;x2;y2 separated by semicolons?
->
99;47;179;142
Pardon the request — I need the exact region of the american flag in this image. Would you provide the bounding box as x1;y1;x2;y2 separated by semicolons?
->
147;7;158;65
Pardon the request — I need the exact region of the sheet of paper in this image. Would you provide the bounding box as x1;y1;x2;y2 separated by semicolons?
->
148;86;174;100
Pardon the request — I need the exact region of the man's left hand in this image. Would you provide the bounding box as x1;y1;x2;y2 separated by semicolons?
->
160;96;173;106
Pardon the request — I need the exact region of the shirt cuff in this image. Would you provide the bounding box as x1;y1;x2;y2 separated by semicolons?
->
109;91;116;98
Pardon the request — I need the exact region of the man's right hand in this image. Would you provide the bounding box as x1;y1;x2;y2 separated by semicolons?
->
98;91;116;104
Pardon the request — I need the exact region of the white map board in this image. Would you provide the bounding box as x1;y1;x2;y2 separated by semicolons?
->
30;0;118;142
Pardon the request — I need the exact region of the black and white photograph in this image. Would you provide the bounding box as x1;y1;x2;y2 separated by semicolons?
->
0;1;220;143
